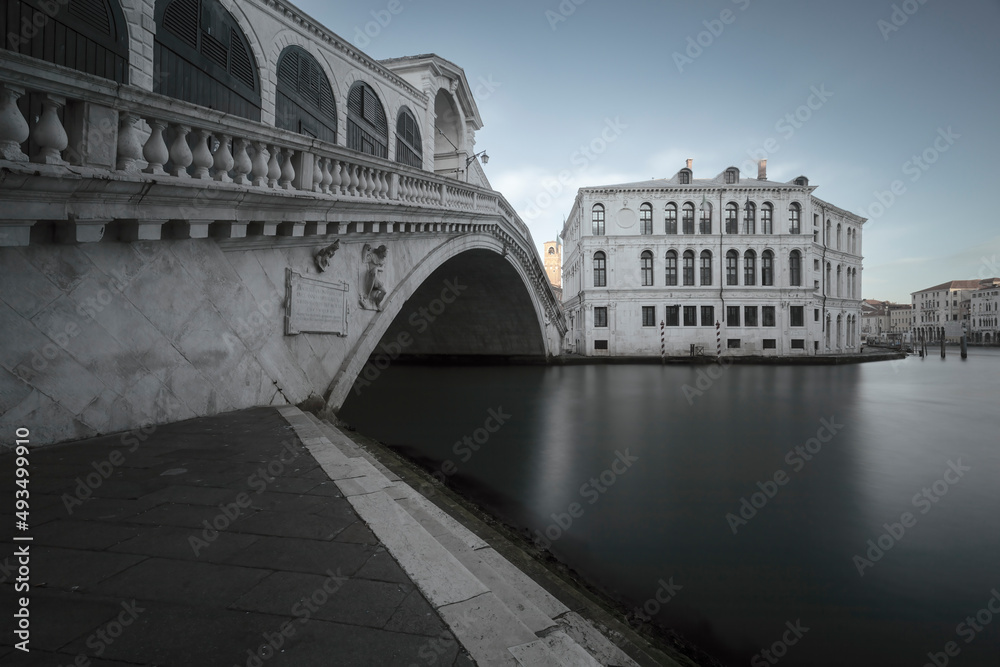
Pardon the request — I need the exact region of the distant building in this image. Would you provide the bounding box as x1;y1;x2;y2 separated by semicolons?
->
970;284;1000;343
543;240;562;288
911;278;1000;342
888;303;913;335
560;160;865;356
861;300;890;340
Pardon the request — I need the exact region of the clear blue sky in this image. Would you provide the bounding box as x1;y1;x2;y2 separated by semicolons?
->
294;0;1000;303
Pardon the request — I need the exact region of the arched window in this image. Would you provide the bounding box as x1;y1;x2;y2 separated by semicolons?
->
700;202;712;234
789;203;801;234
826;262;831;295
837;223;842;250
395;107;423;168
275;46;337;143
700;250;713;286
761;203;773;235
3;0;129;83
762;250;774;286
592;204;605;235
347;82;388;158
743;202;756;235
682;203;695;234
155;0;261;120
726;203;739;234
664;203;677;234
641;250;653;286
825;220;831;246
640;203;653;235
665;250;678;286
682;250;695;286
744;250;756;286
789;250;802;286
837;265;843;296
726;250;739;286
547;247;555;255
593;251;607;287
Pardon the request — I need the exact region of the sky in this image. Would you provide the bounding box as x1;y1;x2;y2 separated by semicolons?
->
292;0;1000;304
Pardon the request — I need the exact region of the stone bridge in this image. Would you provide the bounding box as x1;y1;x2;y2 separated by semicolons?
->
0;0;564;445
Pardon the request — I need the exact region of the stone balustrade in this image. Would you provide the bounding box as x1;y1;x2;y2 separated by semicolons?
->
0;52;563;330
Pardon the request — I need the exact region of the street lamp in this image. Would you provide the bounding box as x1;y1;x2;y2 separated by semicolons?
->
466;150;489;167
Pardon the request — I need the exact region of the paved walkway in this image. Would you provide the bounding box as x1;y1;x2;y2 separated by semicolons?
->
1;407;473;666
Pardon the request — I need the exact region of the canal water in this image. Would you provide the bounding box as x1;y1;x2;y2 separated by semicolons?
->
339;350;1000;666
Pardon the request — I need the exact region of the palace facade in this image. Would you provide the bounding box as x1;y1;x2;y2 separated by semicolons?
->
560;160;865;357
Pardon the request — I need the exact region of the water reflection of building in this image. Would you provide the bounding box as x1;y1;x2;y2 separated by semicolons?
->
560;160;865;357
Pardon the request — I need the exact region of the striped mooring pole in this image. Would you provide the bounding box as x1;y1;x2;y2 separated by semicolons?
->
660;320;666;363
716;320;722;358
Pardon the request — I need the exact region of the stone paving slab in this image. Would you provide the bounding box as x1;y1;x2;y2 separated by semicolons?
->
0;407;473;666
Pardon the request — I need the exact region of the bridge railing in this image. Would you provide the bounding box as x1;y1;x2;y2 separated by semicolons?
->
0;52;564;331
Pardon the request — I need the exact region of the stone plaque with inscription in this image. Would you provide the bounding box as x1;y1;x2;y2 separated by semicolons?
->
285;269;349;336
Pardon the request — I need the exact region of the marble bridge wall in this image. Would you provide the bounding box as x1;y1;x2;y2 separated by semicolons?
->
0;234;544;446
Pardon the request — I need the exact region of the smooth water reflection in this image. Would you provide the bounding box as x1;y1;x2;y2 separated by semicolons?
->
340;351;1000;666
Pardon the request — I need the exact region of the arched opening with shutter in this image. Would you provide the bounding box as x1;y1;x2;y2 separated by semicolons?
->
395;106;422;169
154;0;261;121
433;89;462;176
0;0;129;83
274;45;336;142
346;82;388;158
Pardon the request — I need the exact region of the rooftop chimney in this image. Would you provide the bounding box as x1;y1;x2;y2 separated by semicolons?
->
686;158;693;169
758;159;767;180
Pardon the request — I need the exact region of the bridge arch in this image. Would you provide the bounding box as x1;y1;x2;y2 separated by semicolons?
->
325;233;552;411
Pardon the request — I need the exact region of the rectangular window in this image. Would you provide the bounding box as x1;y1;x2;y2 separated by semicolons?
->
594;339;608;350
594;307;608;327
701;305;715;327
727;338;741;349
744;306;758;327
790;306;804;327
642;306;655;327
665;208;677;234
726;254;738;285
683;306;697;327
763;339;777;349
814;308;819;322
665;306;679;326
791;339;805;349
683;255;695;286
762;306;776;327
727;305;740;327
700;255;712;286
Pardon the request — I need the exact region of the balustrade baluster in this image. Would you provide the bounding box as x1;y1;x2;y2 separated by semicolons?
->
329;159;342;194
313;155;324;193
232;138;251;185
321;158;333;194
378;171;389;198
31;94;68;164
116;112;143;172
168;124;193;177
0;84;29;161
348;163;359;196
142;119;168;175
279;148;295;189
251;142;268;187
213;134;235;183
190;129;213;179
267;145;281;188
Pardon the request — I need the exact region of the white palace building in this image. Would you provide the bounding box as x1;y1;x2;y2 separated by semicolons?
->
560;160;865;357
